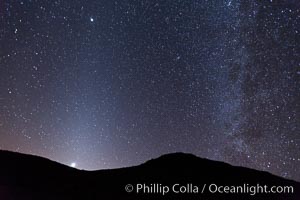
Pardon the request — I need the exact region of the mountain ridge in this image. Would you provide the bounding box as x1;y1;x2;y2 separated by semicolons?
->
0;150;299;200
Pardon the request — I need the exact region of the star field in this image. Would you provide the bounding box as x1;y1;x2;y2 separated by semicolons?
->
0;0;299;181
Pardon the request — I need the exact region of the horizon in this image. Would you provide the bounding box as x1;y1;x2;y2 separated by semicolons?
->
1;149;300;183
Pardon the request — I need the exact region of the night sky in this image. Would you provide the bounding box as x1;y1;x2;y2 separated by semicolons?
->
0;0;299;181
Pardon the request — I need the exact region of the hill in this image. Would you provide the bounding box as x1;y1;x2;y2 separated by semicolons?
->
0;150;299;200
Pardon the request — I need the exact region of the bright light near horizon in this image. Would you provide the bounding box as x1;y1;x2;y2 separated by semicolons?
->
70;162;76;168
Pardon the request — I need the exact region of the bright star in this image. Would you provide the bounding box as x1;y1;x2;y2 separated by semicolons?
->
90;17;94;22
70;162;76;168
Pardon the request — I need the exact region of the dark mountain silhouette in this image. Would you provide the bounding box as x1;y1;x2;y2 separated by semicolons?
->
0;150;299;200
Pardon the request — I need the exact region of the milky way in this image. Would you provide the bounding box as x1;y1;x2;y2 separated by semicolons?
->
0;0;299;181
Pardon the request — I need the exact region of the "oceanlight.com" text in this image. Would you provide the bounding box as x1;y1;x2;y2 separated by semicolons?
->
125;183;294;196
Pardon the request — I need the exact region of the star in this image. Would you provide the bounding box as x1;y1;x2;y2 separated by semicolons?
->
70;162;76;168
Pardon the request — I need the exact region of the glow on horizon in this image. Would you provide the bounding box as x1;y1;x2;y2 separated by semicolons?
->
70;162;76;168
